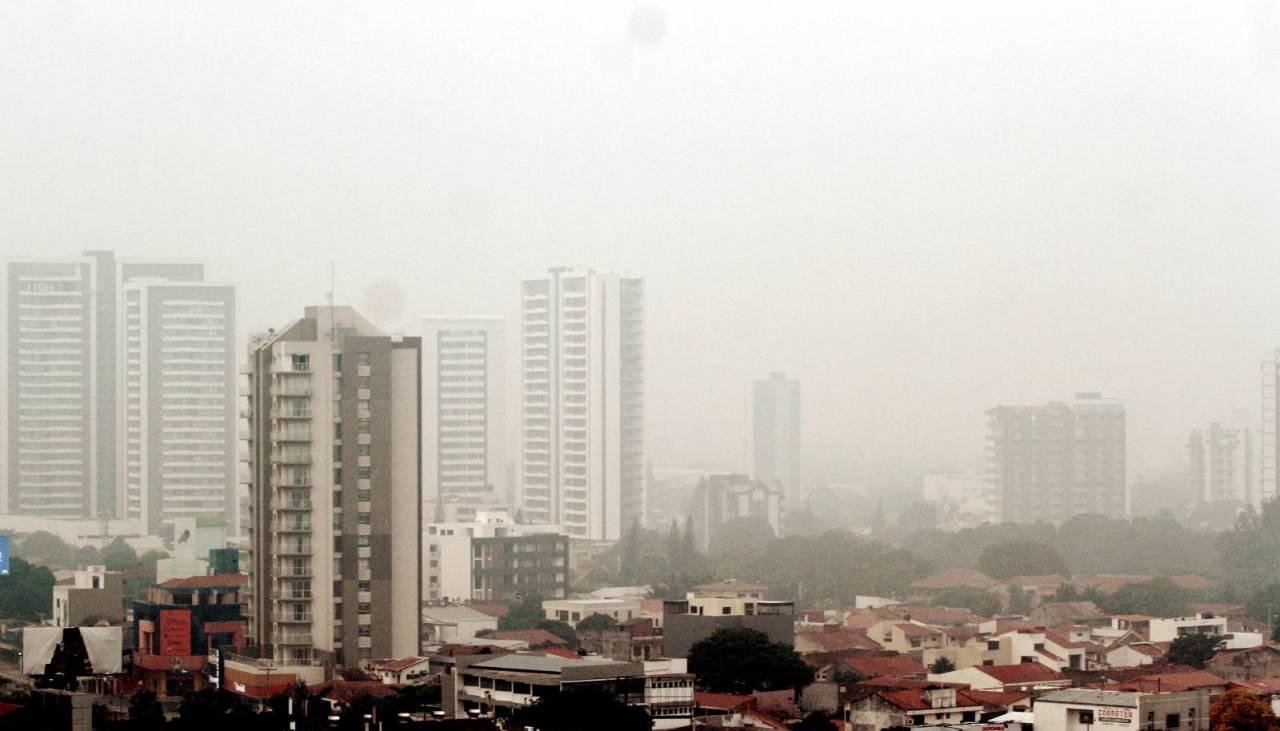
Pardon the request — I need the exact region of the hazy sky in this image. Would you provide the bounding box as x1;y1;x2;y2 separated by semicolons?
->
3;1;1280;479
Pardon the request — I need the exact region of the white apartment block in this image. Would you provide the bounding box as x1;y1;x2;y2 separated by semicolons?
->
421;316;507;509
1187;420;1255;505
1;251;212;521
245;306;421;666
1262;351;1280;507
121;282;237;534
520;267;644;541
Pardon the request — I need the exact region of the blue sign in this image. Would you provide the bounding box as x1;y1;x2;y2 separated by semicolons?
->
0;535;8;576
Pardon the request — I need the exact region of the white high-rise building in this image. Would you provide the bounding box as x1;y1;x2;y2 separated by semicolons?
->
752;372;802;508
519;267;644;541
245;306;421;666
1188;421;1255;505
1262;351;1280;506
421;316;507;510
121;281;237;534
1;252;212;521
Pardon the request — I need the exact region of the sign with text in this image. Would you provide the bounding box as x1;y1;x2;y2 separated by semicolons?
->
0;535;9;575
159;609;192;656
1097;708;1134;724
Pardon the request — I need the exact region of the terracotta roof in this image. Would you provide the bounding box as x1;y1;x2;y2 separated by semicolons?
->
843;653;928;678
1235;677;1280;694
695;691;755;711
1002;575;1069;588
308;680;397;704
978;663;1067;684
909;569;999;591
540;648;582;660
797;629;879;653
371;656;429;672
879;605;984;626
484;629;568;647
1117;670;1229;693
158;573;249;589
964;689;1032;708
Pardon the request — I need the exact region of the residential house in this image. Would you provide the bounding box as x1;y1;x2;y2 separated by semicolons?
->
421;605;499;646
867;620;946;657
542;598;644;626
1111;670;1230;697
367;656;432;685
662;583;795;658
598;617;664;662
1207;645;1280;681
841;652;928;679
845;686;985;731
929;662;1070;692
794;625;879;655
1106;642;1167;669
906;570;1000;603
1028;602;1108;628
52;566;124;628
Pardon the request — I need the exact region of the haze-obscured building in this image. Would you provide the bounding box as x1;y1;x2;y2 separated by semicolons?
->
752;372;802;507
519;267;644;540
987;393;1126;524
1187;420;1255;505
689;473;782;552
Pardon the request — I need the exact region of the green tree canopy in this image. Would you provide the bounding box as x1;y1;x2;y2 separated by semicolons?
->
576;613;620;633
100;537;139;572
1165;634;1223;669
498;593;545;630
931;587;1001;617
1100;578;1194;618
976;541;1069;579
536;619;578;647
688;627;815;694
929;656;957;674
0;557;55;621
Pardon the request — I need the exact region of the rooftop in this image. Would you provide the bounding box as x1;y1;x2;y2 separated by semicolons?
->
158;573;249;590
1037;689;1143;708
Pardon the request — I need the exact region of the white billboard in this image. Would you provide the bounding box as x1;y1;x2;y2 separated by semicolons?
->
22;626;124;676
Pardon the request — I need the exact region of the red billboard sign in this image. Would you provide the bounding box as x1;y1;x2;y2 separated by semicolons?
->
159;609;192;656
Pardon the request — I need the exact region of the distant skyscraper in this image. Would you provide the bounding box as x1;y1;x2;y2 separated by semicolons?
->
1;252;209;520
1188;421;1255;505
120;281;237;534
519;267;644;540
986;393;1126;524
245;306;421;665
421;316;507;508
1263;351;1280;506
752;372;801;507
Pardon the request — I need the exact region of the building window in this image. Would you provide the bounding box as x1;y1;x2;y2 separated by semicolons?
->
358;467;371;479
358;444;370;456
1167;715;1180;729
357;352;370;366
358;514;370;525
333;468;343;484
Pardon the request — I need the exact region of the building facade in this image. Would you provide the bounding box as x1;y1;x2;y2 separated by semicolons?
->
519;267;644;540
1262;350;1280;507
1187;421;1255;505
987;393;1126;524
752;372;801;507
245;306;421;666
421;316;508;512
423;513;568;604
121;282;237;534
689;473;782;552
1;251;230;525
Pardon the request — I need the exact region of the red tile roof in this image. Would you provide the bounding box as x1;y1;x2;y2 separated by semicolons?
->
540;648;582;660
797;629;879;653
843;654;928;679
964;689;1032;709
876;689;985;712
308;680;397;704
158;573;249;589
484;629;568;647
371;656;429;672
695;691;754;711
897;623;943;638
1116;670;1230;693
978;664;1067;684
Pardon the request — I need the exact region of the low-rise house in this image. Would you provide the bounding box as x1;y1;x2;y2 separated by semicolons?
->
421;605;499;645
867;620;947;656
1028;601;1108;628
598;617;664;662
1106;642;1167;669
1207;644;1280;681
845;685;985;731
794;625;879;655
542;598;644;626
640;658;696;730
1111;670;1230;697
367;656;432;685
929;662;1070;692
662;583;795;658
481;629;568;649
1032;688;1210;731
52;566;124;628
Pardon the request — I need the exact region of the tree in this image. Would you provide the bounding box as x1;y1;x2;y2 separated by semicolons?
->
509;685;650;731
576;613;620;633
929;657;956;674
1244;583;1280;624
832;666;865;685
498;593;545;630
977;541;1069;579
536;619;578;647
688;627;815;694
17;531;77;568
128;690;166;730
1165;634;1224;669
100;537;138;571
0;557;56;621
1211;687;1276;731
1006;586;1034;615
931;587;1000;617
795;712;839;731
618;519;645;584
1101;578;1193;618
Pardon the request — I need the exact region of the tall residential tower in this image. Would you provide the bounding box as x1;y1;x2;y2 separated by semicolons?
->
752;372;802;508
421;316;507;510
987;393;1126;524
519;268;644;541
244;306;421;665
